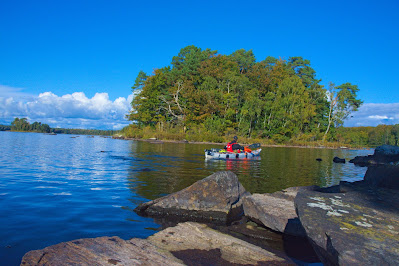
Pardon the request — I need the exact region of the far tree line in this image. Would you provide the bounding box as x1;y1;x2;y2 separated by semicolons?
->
336;124;399;147
11;118;51;133
1;118;118;136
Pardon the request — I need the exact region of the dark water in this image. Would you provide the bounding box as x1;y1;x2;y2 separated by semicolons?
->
0;131;371;265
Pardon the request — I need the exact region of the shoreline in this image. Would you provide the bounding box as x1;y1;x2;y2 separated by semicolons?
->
112;136;370;150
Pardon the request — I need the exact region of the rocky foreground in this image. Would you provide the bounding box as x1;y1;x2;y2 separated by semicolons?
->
22;145;399;265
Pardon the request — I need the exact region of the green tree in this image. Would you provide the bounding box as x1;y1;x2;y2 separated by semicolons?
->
171;45;217;79
392;124;399;146
129;67;172;124
132;70;148;91
229;49;256;74
324;82;363;141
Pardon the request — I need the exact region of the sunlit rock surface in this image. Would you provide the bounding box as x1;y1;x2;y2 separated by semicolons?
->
21;236;183;266
295;181;399;265
148;222;294;265
134;171;249;224
242;186;317;237
21;222;294;265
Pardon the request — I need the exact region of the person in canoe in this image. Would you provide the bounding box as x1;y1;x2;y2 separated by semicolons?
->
224;136;245;152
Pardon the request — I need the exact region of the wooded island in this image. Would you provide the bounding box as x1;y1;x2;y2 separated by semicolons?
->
123;45;367;146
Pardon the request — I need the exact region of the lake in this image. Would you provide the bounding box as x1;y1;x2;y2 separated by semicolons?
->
0;131;371;265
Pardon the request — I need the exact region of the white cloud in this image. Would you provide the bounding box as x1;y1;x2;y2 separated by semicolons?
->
344;103;399;127
0;87;134;130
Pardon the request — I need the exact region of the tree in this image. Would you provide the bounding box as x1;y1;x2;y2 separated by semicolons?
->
391;124;399;146
129;67;172;124
171;45;217;79
229;49;256;74
132;70;148;91
262;56;278;67
324;82;363;141
125;45;362;144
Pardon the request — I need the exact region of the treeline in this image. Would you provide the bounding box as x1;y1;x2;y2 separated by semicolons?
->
125;45;362;144
11;118;51;133
0;125;11;131
8;118;118;136
52;128;118;136
336;124;399;147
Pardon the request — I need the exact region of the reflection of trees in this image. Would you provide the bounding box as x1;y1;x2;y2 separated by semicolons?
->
126;141;368;201
126;142;218;200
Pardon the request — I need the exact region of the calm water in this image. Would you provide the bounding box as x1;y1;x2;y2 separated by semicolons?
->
0;131;371;265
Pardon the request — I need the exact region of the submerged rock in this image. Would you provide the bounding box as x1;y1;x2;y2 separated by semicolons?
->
333;156;345;163
295;181;399;265
134;171;249;224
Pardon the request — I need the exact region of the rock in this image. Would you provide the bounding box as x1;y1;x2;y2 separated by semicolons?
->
333;156;345;163
243;186;317;237
295;182;399;265
21;222;295;265
349;155;377;166
350;145;399;166
148;222;294;265
374;144;399;156
21;236;183;266
134;171;249;224
363;165;399;190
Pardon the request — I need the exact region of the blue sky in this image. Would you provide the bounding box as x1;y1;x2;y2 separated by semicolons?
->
1;0;398;129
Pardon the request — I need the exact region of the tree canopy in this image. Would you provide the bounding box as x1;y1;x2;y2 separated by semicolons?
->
128;45;362;143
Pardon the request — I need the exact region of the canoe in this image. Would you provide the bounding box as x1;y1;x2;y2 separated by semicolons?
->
204;148;262;159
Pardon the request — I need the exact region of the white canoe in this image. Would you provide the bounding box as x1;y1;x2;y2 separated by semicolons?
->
205;148;262;159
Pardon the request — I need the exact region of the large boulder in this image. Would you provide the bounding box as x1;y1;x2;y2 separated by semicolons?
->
148;222;294;265
350;145;399;166
134;171;249;224
374;144;399;156
295;181;399;265
242;186;317;237
21;236;183;266
364;165;399;190
21;222;294;265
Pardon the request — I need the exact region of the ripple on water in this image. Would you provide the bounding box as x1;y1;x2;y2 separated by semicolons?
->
52;192;72;196
0;132;370;266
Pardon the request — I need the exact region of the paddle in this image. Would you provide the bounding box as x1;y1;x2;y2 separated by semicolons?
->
247;143;261;149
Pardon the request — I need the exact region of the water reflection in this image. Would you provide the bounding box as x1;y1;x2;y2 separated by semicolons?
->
0;132;372;265
124;141;370;200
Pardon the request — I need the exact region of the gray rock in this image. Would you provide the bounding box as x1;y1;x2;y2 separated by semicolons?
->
374;144;399;156
295;182;399;265
148;222;294;265
21;236;183;266
333;156;345;163
350;145;399;166
135;171;249;224
243;186;317;237
364;165;399;190
21;222;294;265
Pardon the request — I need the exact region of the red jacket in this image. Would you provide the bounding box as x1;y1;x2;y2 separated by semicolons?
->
226;143;233;152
